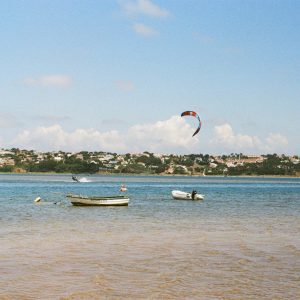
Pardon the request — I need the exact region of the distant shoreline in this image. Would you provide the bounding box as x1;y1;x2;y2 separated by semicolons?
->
1;171;299;178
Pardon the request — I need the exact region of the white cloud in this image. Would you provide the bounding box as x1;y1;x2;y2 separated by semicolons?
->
10;116;198;153
133;23;157;36
210;123;289;154
122;0;170;17
265;133;288;153
23;75;72;87
210;123;261;151
6;119;290;154
266;133;288;147
127;116;198;152
13;125;126;152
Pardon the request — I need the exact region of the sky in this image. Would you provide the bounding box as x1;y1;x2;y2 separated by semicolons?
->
0;0;299;155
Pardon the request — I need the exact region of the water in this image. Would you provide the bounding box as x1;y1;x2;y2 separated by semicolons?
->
1;174;299;299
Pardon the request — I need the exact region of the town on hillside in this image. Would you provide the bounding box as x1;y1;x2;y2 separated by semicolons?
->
0;148;299;176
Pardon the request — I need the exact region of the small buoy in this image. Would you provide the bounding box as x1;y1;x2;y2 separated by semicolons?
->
34;197;42;203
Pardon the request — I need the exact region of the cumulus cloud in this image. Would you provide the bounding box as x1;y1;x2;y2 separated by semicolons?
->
210;123;261;151
264;133;288;153
210;123;289;154
122;0;170;17
133;23;157;36
23;75;72;87
10;116;198;153
127;116;198;152
6;119;290;154
13;125;126;152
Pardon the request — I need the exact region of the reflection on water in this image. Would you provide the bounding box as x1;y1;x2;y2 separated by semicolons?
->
0;174;299;299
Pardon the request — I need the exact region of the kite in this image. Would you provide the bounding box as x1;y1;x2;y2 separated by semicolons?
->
181;111;202;137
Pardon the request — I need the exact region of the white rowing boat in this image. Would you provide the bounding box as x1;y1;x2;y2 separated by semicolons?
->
171;190;204;200
66;194;129;206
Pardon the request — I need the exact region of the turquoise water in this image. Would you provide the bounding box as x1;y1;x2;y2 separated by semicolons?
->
1;174;299;299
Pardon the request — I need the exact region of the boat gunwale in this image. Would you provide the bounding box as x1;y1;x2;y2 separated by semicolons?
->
70;201;129;206
66;194;129;201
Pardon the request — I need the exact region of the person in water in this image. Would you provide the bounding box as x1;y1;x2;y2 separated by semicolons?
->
191;190;197;200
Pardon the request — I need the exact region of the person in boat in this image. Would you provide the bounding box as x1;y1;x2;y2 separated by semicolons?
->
120;184;127;192
191;190;197;200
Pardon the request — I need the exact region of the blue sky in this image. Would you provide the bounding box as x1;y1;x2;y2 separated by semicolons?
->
0;0;299;154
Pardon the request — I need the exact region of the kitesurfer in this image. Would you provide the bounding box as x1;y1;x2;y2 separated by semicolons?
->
72;175;79;182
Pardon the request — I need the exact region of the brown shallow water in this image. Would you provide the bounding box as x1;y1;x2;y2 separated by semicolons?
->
0;175;299;299
1;216;299;299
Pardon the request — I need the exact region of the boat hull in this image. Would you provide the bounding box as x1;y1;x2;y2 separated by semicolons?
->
67;194;129;206
171;190;204;201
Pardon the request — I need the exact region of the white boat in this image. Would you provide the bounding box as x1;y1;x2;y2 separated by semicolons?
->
66;194;129;206
171;190;204;200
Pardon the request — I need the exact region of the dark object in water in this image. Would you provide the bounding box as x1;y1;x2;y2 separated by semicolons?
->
191;190;197;200
72;175;79;182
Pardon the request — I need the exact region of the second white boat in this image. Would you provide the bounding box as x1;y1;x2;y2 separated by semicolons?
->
171;190;204;201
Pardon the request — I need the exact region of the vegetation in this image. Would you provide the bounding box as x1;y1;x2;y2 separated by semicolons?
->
0;148;299;176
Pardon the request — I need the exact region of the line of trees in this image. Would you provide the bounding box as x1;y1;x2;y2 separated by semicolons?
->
0;151;299;176
25;157;99;173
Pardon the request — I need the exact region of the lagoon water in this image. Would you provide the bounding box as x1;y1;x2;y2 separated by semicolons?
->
1;174;299;299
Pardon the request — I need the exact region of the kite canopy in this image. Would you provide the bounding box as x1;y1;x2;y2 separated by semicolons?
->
181;111;202;137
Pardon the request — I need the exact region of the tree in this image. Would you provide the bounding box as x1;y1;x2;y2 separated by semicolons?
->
173;166;188;175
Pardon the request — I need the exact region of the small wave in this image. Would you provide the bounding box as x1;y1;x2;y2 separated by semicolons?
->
79;177;91;183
